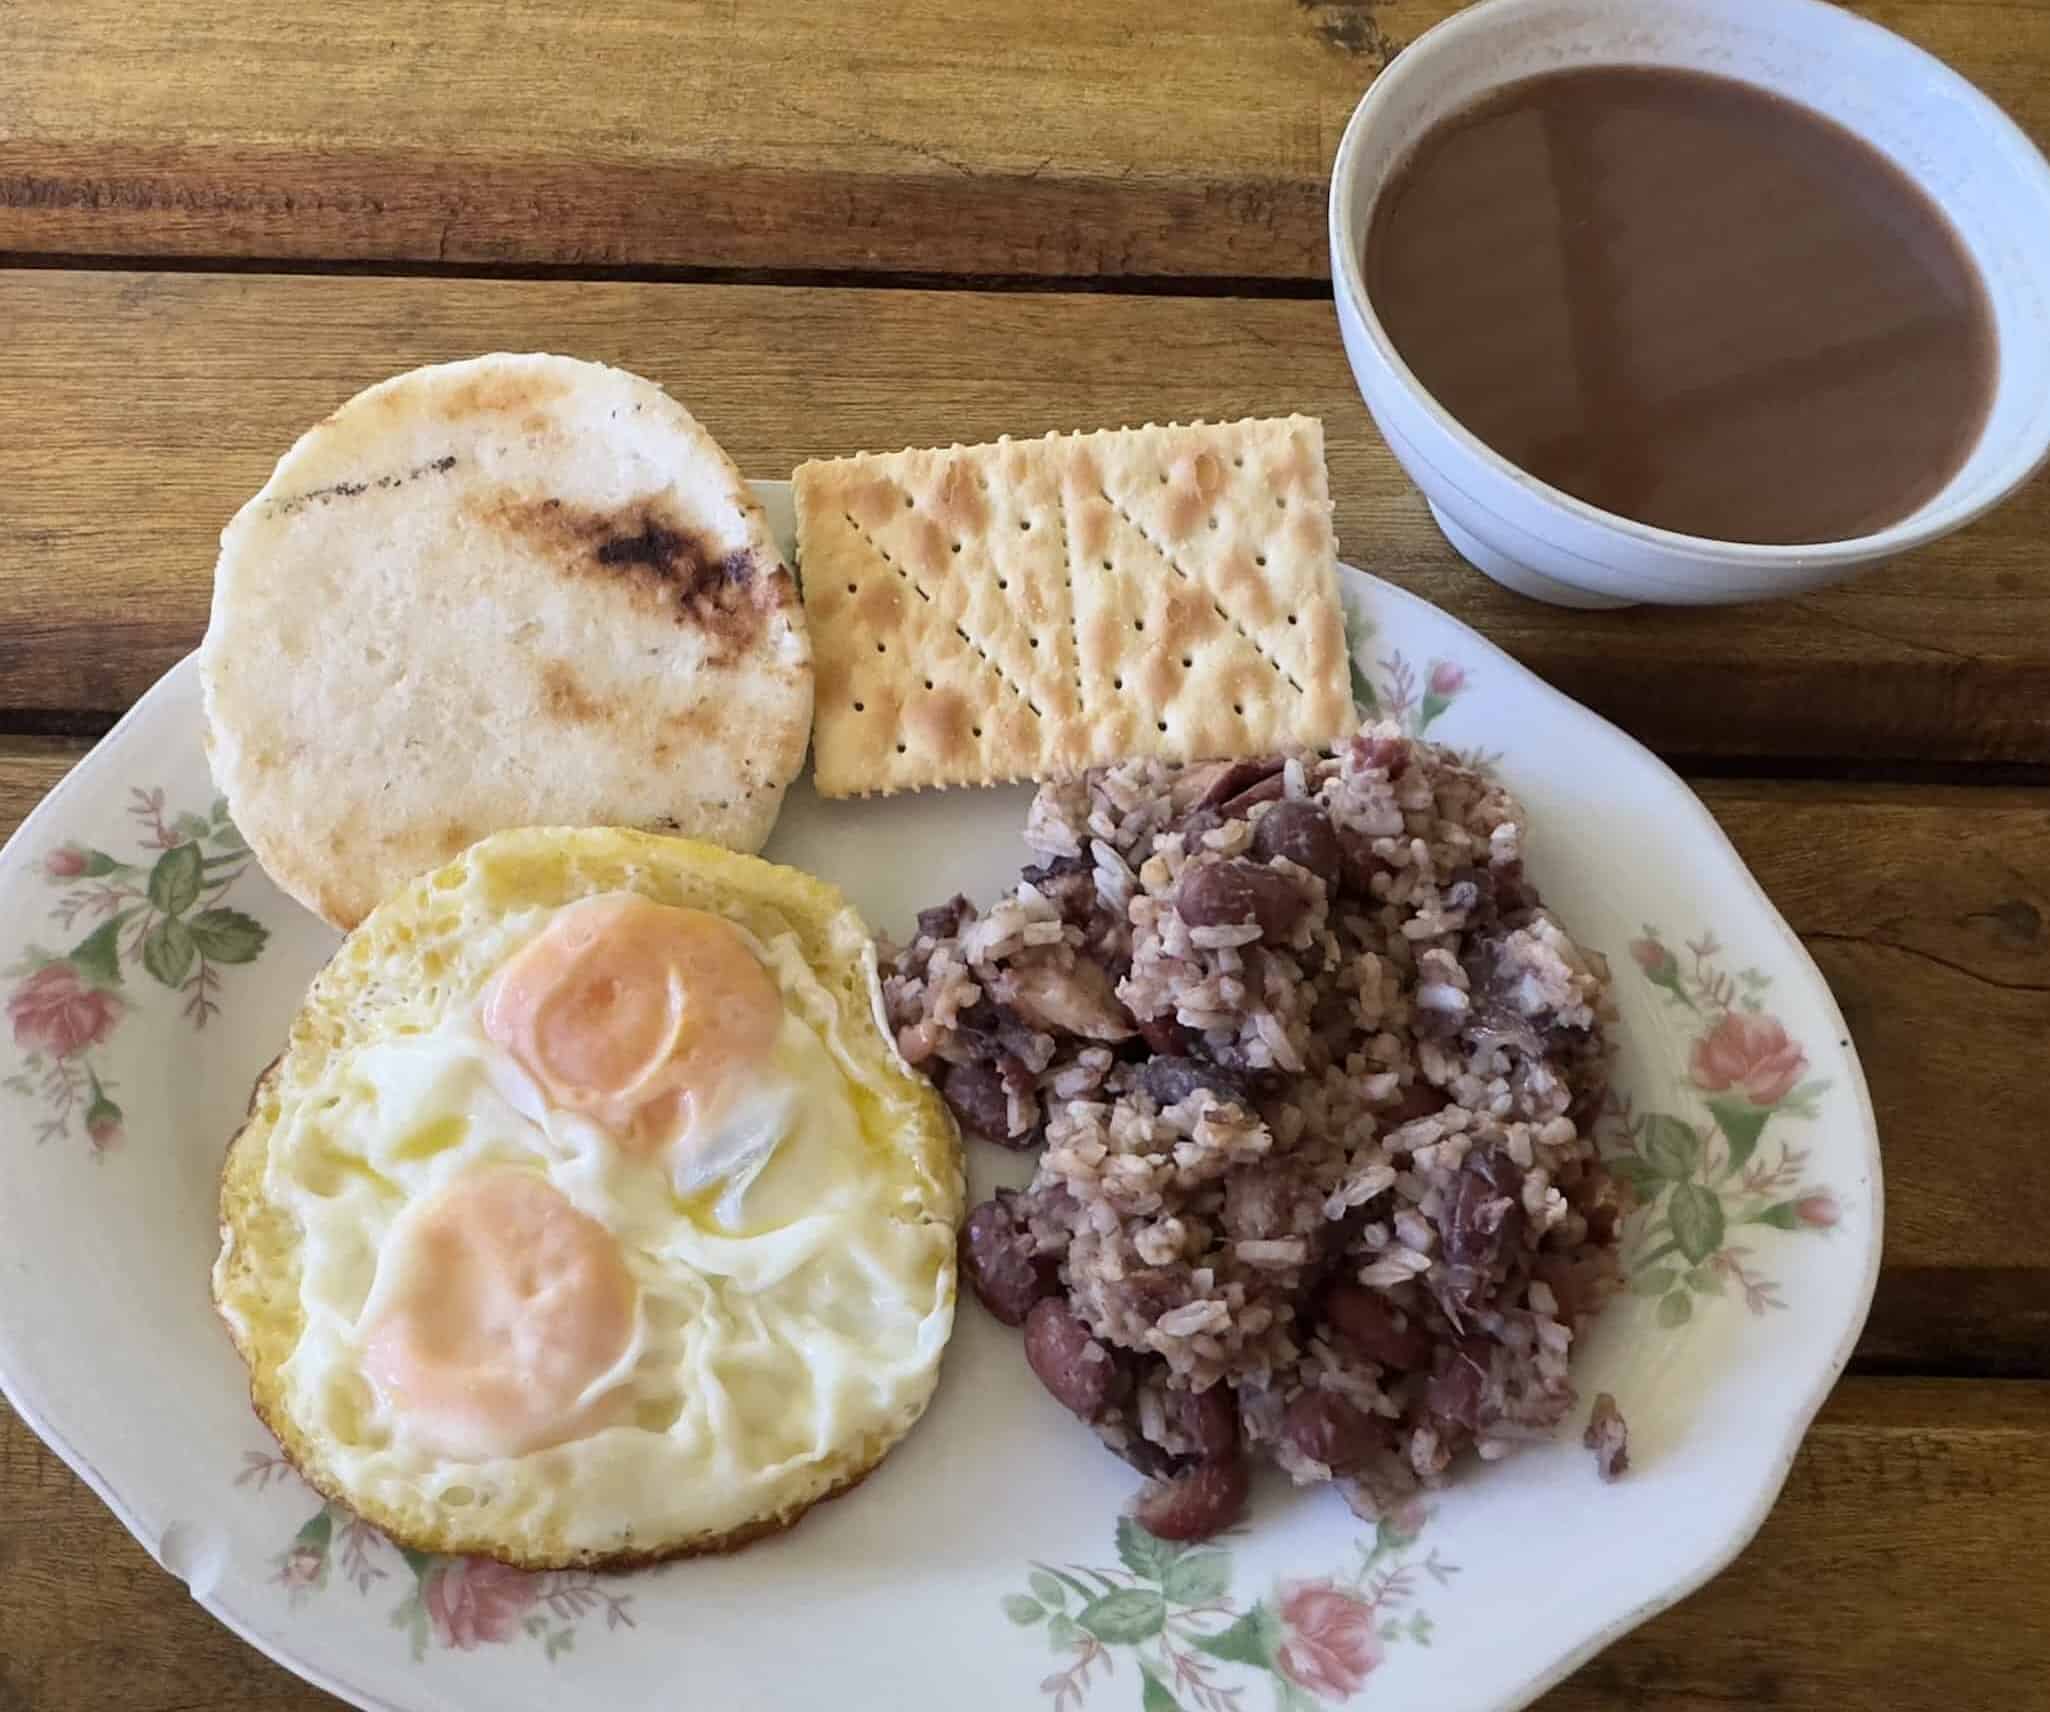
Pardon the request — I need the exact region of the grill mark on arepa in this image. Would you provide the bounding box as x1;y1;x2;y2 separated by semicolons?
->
265;454;458;517
479;492;784;661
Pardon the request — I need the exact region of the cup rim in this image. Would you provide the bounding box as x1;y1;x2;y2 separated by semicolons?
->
1327;0;2050;572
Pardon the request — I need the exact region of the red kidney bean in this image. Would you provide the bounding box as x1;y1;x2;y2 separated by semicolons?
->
1171;1384;1241;1460
1195;757;1285;810
1219;772;1288;818
937;1060;1025;1146
1426;1337;1493;1430
1335;824;1388;898
1024;1299;1117;1421
1321;1282;1434;1371
1282;1389;1388;1472
1132;1453;1251;1542
1109;1428;1179;1479
958;1195;1057;1327
1251;800;1341;885
1176;858;1307;941
1139;1055;1253;1112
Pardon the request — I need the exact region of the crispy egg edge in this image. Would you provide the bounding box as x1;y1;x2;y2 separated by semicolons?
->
211;824;965;1571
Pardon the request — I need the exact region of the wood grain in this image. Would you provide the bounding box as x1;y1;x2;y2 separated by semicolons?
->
1;1380;2041;1709
3;754;2045;1376
3;2;2046;280
4;1;2046;1703
1698;780;2050;1379
7;268;2050;762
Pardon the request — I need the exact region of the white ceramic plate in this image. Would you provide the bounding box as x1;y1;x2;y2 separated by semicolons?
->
0;483;1878;1712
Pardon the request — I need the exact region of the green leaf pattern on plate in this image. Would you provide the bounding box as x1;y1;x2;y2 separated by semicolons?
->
1009;1505;1455;1707
1609;928;1846;1323
234;1455;636;1662
994;642;1851;1702
5;786;273;1150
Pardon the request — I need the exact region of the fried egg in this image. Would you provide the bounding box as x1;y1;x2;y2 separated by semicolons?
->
213;828;963;1568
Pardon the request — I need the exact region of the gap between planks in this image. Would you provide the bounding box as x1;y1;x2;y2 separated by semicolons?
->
0;248;1337;300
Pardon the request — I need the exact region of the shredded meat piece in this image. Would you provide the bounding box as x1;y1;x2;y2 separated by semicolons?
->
991;952;1135;1041
886;728;1623;1540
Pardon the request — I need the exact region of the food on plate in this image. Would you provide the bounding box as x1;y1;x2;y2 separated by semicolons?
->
794;417;1356;797
213;827;962;1569
886;727;1624;1538
199;353;812;930
1584;1390;1629;1481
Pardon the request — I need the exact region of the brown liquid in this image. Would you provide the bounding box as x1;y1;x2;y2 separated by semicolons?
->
1364;66;1997;545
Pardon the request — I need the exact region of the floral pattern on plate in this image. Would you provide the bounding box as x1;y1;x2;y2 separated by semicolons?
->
0;525;1880;1712
1007;1510;1454;1710
1342;591;1499;775
239;1452;636;1662
4;789;270;1150
1605;930;1843;1325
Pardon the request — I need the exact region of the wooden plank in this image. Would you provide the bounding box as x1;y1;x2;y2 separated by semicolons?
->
0;739;85;838
1;1379;2041;1708
6;268;2050;762
4;2;2047;279
0;0;1395;280
1699;780;2050;1378
3;758;2046;1375
1536;1379;2050;1710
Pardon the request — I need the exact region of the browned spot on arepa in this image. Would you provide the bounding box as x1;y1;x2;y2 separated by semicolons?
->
472;490;797;661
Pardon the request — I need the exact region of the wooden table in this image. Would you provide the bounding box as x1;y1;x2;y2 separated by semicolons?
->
3;2;2047;1706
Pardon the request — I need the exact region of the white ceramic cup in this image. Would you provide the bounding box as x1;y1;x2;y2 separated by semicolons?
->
1328;0;2050;608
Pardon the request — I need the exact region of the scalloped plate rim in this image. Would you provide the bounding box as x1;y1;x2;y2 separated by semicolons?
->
0;478;1882;1712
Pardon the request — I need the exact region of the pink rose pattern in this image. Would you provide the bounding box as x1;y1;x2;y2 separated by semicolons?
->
1689;1010;1806;1107
1796;1193;1840;1228
1003;638;1853;1702
1012;1511;1453;1709
237;1453;634;1663
99;657;1836;1699
1275;1581;1384;1700
1605;930;1843;1327
425;1558;543;1650
4;789;268;1149
8;961;123;1060
1350;644;1467;742
1338;597;1477;749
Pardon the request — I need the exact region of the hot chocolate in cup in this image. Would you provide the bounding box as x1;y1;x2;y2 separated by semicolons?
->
1328;0;2050;608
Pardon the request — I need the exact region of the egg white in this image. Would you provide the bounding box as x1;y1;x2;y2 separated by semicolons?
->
255;918;951;1556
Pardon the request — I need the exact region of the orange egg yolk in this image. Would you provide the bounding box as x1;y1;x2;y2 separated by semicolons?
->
360;1167;636;1460
479;893;783;1151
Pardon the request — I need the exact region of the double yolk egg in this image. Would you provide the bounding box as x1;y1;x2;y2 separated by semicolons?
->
358;895;784;1462
215;838;960;1568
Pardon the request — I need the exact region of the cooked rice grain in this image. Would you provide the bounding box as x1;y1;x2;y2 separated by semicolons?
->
886;725;1628;1536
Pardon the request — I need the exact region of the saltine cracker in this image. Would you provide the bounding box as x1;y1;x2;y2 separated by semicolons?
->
795;417;1355;796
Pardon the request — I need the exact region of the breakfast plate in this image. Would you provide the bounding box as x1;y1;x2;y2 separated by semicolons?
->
0;481;1878;1712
